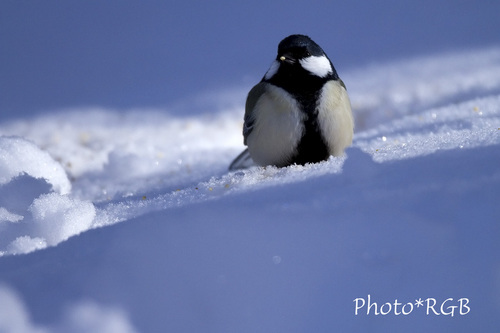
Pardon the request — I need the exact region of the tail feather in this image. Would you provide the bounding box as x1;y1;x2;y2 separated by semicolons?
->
229;148;256;170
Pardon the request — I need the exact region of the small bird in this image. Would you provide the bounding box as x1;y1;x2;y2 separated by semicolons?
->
229;34;353;170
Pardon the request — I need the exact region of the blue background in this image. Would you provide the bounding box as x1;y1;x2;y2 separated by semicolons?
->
1;0;499;119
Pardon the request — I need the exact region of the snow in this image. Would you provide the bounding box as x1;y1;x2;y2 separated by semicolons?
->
0;207;23;224
1;10;500;332
2;48;499;257
0;285;138;333
29;193;95;247
0;137;71;195
0;46;499;332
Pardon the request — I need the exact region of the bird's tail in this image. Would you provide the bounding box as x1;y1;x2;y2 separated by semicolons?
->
229;148;256;171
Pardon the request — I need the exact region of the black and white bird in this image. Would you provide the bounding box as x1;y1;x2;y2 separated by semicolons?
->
229;34;353;170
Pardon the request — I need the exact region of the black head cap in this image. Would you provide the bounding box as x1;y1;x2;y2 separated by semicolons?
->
277;34;326;59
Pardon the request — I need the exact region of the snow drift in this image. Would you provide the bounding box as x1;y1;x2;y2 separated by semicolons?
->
0;47;499;332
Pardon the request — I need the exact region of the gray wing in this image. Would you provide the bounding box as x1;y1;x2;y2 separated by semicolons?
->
229;82;268;171
243;82;268;145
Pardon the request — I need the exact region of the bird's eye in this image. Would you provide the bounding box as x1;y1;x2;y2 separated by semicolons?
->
304;51;311;57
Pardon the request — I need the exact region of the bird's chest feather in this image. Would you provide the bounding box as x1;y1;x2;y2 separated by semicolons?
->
279;76;331;164
247;82;334;166
291;91;331;165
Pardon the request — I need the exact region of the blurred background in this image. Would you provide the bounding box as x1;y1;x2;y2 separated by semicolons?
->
1;0;499;120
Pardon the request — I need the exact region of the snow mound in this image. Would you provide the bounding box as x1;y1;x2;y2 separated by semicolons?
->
29;193;96;246
0;109;243;202
0;189;96;255
6;236;47;255
57;301;139;333
0;284;47;333
0;136;71;195
0;207;24;223
0;284;138;333
0;137;96;255
355;95;500;162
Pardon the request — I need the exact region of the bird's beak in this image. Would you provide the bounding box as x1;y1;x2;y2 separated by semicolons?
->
279;54;295;64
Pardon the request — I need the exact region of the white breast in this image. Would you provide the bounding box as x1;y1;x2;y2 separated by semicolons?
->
246;84;305;166
316;80;354;156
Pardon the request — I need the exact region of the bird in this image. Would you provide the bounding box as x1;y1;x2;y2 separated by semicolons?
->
229;34;353;170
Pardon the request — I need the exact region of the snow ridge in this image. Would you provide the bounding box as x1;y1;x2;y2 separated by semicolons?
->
0;47;500;256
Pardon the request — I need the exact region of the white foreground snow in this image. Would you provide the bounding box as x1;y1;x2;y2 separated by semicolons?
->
0;48;499;332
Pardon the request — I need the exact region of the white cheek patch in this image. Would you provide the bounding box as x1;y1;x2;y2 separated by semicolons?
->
299;55;333;78
264;60;280;80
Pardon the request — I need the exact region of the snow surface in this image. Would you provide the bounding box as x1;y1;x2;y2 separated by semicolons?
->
0;46;500;331
0;137;71;195
0;284;138;333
